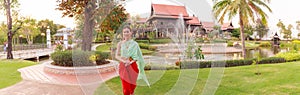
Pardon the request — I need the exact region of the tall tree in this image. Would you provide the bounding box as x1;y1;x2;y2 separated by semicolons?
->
277;20;292;39
57;0;118;51
213;0;272;58
255;19;268;39
96;4;128;41
1;0;23;59
19;17;40;44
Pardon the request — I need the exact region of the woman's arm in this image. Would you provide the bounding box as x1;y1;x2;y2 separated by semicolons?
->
115;41;129;63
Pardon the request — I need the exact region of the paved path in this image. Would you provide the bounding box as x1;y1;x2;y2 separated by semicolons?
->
0;44;119;95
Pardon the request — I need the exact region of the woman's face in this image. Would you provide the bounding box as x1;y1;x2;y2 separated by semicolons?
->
122;28;132;39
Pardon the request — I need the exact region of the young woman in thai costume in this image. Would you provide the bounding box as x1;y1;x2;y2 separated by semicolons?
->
115;25;150;95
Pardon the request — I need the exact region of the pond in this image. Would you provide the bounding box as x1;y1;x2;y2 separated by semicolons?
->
145;44;290;65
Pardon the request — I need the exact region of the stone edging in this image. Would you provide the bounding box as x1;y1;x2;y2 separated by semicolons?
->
44;60;119;75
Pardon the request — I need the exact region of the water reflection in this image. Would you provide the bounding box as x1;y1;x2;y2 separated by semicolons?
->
149;46;290;63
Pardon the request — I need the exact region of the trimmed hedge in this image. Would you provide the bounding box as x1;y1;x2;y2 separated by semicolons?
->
144;64;179;70
136;40;149;44
138;43;157;51
95;51;110;65
179;57;286;69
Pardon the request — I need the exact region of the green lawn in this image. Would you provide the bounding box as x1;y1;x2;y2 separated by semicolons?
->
95;61;300;95
96;43;111;52
0;60;36;89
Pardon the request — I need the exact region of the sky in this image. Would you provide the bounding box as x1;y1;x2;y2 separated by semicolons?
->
0;0;300;38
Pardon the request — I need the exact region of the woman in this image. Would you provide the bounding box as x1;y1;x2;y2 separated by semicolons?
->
115;25;149;95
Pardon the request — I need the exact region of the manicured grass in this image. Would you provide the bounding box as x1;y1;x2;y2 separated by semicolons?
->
0;60;36;89
141;49;154;55
96;43;111;52
95;61;300;95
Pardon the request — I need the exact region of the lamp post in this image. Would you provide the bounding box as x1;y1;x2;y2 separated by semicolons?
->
46;26;51;48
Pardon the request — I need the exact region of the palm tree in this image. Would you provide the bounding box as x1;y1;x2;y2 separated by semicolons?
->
213;0;272;58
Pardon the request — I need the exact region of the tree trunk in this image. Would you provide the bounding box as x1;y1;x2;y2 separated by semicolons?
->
82;0;96;51
239;13;246;59
5;0;14;59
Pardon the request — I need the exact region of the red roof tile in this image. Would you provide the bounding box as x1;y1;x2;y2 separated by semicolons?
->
152;4;189;17
202;22;215;31
187;17;201;25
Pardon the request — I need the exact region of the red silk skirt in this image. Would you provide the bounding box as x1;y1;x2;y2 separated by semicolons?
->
119;62;139;95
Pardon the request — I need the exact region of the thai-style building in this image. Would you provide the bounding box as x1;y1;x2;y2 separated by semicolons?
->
128;3;234;39
147;4;194;38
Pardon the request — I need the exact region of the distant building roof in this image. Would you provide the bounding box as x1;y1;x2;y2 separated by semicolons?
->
152;4;189;17
202;22;215;31
202;22;234;31
187;16;201;26
148;4;192;21
221;23;234;30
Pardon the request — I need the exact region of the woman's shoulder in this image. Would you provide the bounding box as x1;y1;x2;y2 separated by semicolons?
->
131;40;139;45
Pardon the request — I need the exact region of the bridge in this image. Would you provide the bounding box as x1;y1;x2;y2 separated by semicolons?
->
0;48;54;61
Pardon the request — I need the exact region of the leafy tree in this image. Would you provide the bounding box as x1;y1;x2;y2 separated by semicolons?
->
277;20;292;39
19;17;40;45
213;0;272;58
57;0;118;51
95;4;128;42
255;19;269;39
35;19;65;43
0;23;7;44
232;28;240;38
1;0;23;59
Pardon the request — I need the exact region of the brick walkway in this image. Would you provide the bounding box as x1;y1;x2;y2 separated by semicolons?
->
0;60;119;95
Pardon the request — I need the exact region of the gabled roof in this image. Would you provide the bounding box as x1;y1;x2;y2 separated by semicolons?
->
202;22;234;31
151;4;189;17
187;17;201;26
221;23;234;30
202;22;215;31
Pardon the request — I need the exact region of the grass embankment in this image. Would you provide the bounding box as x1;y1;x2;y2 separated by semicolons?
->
0;60;36;89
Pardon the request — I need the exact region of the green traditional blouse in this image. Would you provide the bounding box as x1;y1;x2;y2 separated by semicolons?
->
121;39;150;86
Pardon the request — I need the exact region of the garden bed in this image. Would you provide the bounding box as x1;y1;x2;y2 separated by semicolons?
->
44;60;118;75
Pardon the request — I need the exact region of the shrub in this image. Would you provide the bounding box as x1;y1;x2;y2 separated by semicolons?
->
51;50;73;66
95;51;110;65
275;50;300;62
227;41;234;47
254;41;261;44
55;44;63;52
292;40;300;44
231;37;240;41
51;50;94;67
178;57;286;69
139;43;157;51
144;64;179;70
71;50;94;66
136;40;149;44
259;42;271;47
196;38;204;43
149;38;172;44
258;57;286;64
